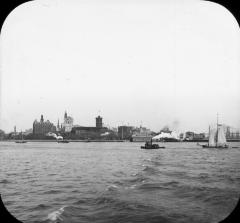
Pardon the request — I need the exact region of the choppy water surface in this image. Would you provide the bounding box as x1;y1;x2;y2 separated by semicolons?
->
0;142;239;223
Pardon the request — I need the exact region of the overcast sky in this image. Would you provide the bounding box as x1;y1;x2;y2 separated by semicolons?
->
0;0;240;133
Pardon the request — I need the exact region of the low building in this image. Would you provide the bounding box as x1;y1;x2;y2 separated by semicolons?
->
193;133;205;140
185;131;194;140
72;126;105;134
71;116;107;139
132;133;152;142
131;126;152;142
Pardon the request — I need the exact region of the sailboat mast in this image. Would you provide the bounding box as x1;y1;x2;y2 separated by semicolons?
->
208;125;210;146
216;113;219;147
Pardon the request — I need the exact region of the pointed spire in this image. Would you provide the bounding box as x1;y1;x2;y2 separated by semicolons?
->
64;111;67;119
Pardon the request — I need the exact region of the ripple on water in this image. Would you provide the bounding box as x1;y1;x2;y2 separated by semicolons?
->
138;182;167;191
1;141;239;223
0;179;12;184
42;190;64;195
142;166;160;175
31;203;51;211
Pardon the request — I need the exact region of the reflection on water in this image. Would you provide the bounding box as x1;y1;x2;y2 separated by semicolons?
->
0;142;239;223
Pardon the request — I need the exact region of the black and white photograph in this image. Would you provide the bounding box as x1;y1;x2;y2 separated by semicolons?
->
0;0;240;222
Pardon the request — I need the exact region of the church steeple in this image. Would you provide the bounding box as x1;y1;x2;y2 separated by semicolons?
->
40;115;44;122
64;111;67;119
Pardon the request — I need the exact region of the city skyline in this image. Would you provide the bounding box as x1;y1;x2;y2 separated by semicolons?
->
1;0;240;133
5;110;240;135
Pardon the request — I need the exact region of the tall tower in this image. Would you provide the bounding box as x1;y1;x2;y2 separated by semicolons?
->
96;116;103;128
64;111;67;119
57;119;60;130
40;115;44;122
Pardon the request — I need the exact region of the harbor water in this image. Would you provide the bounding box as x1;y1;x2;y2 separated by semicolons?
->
0;142;240;223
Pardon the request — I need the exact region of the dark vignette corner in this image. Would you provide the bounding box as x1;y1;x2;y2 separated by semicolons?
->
0;0;239;223
205;0;240;27
0;1;31;223
206;1;240;223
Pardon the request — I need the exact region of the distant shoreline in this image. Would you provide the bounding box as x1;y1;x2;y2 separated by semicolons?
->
1;139;240;142
1;139;125;142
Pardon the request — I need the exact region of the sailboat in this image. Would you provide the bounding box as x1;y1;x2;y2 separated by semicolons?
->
202;116;228;148
15;131;27;143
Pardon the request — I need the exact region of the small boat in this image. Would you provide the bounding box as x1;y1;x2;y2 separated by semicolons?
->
15;140;27;143
57;140;69;143
141;139;165;149
15;131;27;143
201;114;228;149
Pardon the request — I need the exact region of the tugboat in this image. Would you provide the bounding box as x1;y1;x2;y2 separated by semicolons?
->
55;135;69;143
141;139;165;149
57;139;69;143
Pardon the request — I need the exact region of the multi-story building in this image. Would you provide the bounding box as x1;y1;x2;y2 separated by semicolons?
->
131;126;152;142
62;111;74;132
118;126;133;140
33;115;56;135
193;133;205;140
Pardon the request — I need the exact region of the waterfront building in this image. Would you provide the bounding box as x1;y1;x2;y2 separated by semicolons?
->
131;126;152;142
72;126;106;135
225;126;240;140
179;133;184;140
118;126;133;140
33;115;56;135
193;133;205;140
226;126;231;138
185;131;195;140
62;111;74;132
132;133;152;142
71;116;107;139
0;129;5;140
